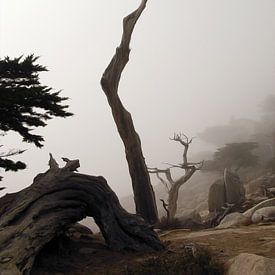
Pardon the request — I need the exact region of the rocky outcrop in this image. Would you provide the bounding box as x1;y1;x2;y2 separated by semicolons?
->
217;198;275;228
208;169;245;214
224;169;245;204
217;212;250;229
251;206;275;223
245;174;275;199
226;253;275;275
208;179;226;213
65;223;93;240
243;198;275;218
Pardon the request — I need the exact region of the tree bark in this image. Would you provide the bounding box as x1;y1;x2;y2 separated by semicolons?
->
167;183;181;220
0;159;163;275
149;134;203;222
167;168;197;221
100;0;158;224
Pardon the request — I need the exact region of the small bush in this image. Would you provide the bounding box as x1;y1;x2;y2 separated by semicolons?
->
156;217;182;230
126;246;224;275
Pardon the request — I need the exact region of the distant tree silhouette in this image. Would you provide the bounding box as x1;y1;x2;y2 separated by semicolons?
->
0;55;73;181
203;142;258;173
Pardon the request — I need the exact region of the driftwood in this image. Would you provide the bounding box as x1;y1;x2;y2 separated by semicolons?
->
100;0;158;224
0;156;163;275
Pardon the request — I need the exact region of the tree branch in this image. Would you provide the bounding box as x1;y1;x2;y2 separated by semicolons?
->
148;167;174;187
101;0;148;95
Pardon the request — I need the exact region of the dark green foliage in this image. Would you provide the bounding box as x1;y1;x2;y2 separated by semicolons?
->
0;158;26;172
126;247;224;275
0;55;73;180
0;55;73;147
203;142;258;172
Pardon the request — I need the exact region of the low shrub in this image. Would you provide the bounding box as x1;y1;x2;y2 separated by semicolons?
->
126;246;224;275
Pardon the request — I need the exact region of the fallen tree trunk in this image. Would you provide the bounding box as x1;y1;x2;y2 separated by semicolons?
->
0;156;163;275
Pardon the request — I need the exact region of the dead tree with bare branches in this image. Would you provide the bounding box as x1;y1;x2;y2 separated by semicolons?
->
100;0;158;224
148;133;203;221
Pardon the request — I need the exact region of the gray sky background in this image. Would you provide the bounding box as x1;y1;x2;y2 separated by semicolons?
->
0;0;275;197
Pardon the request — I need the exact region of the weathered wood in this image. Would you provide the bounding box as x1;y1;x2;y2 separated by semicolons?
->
0;157;163;275
100;0;158;224
149;134;203;221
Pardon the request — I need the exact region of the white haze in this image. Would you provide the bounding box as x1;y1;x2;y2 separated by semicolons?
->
0;0;275;198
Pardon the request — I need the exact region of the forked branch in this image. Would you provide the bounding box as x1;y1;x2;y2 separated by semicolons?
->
148;167;174;191
149;133;204;219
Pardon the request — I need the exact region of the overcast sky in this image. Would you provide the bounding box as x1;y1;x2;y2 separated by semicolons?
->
1;0;275;197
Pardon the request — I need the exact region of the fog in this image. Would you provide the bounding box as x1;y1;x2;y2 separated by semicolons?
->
1;0;275;198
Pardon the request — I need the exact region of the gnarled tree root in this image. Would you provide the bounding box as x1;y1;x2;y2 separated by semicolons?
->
0;158;163;275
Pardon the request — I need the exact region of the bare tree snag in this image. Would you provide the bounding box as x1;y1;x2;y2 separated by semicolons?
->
100;0;158;224
0;155;163;275
149;133;203;221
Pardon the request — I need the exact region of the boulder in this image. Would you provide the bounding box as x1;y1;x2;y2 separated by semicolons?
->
224;169;245;204
245;174;275;199
245;177;267;199
217;212;249;229
251;206;275;223
226;253;275;275
243;198;275;218
176;209;202;224
66;223;93;240
208;179;226;212
268;187;275;195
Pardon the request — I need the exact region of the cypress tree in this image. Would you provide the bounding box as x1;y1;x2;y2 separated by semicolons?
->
0;55;73;180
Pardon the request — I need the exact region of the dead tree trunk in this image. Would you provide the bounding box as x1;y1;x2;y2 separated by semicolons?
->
149;133;203;221
167;183;181;220
0;156;163;275
100;0;158;224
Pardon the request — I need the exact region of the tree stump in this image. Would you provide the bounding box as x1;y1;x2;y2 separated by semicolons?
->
0;156;163;275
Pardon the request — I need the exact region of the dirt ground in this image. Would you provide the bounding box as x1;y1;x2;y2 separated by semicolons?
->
32;223;275;274
161;223;275;262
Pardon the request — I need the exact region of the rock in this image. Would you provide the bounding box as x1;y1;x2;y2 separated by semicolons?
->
208;179;226;212
243;198;275;218
65;223;93;239
245;174;275;199
251;206;275;223
226;253;275;275
224;169;245;204
217;212;250;229
176;209;202;224
268;187;275;195
245;177;267;199
252;196;269;203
